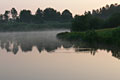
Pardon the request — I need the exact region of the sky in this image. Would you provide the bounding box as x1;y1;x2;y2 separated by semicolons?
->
0;0;120;15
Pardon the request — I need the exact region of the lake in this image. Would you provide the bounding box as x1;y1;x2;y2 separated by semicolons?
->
0;30;120;80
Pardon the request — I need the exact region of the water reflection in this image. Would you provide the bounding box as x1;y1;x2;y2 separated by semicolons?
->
0;31;120;59
0;31;72;54
73;42;120;59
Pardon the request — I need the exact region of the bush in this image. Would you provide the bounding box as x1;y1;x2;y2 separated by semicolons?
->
112;27;120;45
83;30;98;42
71;14;104;32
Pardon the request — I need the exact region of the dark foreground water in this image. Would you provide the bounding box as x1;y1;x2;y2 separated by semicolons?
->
0;30;120;80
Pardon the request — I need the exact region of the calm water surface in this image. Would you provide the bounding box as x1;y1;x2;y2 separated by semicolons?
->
0;30;120;80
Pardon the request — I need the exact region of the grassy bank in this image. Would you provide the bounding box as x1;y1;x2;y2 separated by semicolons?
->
57;27;120;46
0;21;71;32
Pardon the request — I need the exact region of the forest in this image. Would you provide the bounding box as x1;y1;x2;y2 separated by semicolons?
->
57;3;120;46
0;8;73;31
71;3;120;32
0;3;120;32
0;8;73;23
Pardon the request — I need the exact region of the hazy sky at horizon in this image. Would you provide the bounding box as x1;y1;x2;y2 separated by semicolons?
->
0;0;120;15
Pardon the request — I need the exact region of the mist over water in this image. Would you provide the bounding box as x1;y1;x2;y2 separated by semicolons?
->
0;30;120;80
0;30;72;54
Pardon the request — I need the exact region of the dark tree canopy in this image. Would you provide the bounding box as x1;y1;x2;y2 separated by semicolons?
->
43;8;61;21
35;8;43;18
11;8;18;20
34;8;43;23
4;10;10;21
104;13;120;28
90;3;120;19
19;10;33;23
0;14;4;21
0;4;120;32
0;7;73;23
61;9;73;21
71;14;104;32
71;3;120;32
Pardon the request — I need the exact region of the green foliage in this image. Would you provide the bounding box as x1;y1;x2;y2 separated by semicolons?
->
71;15;89;32
112;27;120;45
57;32;83;41
83;30;98;42
91;3;120;19
0;7;73;24
71;14;104;32
57;27;120;45
11;8;18;20
71;8;120;32
4;10;10;21
0;22;71;32
43;8;60;21
19;10;33;23
104;13;120;28
89;17;104;29
0;14;4;22
71;3;120;32
61;9;73;22
35;8;44;23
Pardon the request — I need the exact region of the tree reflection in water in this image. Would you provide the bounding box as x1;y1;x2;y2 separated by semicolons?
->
0;31;120;59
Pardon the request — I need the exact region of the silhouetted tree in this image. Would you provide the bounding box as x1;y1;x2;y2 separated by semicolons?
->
35;8;44;23
84;11;91;15
35;8;43;18
71;14;104;32
43;8;60;21
104;13;120;28
105;4;110;9
71;15;90;32
90;3;120;19
56;11;61;21
11;8;18;21
0;14;4;22
19;10;33;23
61;9;73;22
4;10;10;21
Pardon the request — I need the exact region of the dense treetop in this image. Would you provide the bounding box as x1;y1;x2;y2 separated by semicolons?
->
0;3;120;31
0;7;73;23
71;3;120;32
87;3;120;19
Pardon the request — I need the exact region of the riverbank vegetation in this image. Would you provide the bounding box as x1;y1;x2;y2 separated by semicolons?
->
57;27;120;45
57;3;120;45
0;8;72;31
0;21;71;31
71;3;120;32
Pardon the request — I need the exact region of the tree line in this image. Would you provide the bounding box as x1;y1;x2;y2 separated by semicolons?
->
85;3;120;19
71;3;120;32
0;8;73;23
